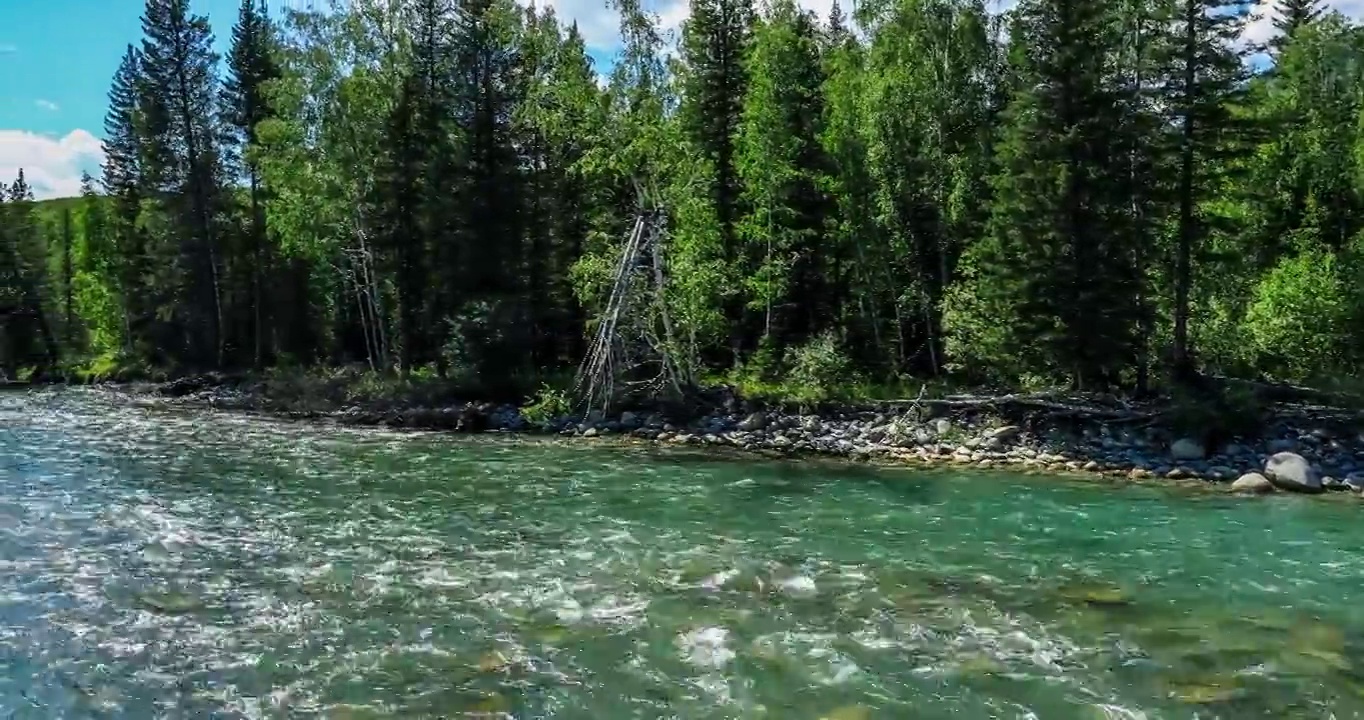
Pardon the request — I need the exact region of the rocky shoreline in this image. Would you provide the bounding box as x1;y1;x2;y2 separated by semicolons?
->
78;374;1364;498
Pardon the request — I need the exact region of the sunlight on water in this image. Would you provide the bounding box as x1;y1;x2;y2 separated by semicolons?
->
2;387;1364;718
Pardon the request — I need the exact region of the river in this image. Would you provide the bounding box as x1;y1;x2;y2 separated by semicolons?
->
2;388;1363;718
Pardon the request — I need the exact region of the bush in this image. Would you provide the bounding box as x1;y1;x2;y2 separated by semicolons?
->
783;330;857;401
522;383;573;426
1242;246;1351;381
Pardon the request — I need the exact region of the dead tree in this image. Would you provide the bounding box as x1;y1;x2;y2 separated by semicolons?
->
575;181;691;414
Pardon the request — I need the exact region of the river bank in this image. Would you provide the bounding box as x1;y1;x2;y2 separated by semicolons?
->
39;370;1364;498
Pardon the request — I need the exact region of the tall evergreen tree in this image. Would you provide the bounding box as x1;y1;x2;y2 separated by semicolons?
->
944;0;1142;387
373;71;426;375
102;46;149;356
447;0;528;385
1159;0;1252;379
1;171;59;373
222;0;280;366
139;0;227;366
1272;0;1325;52
680;0;754;358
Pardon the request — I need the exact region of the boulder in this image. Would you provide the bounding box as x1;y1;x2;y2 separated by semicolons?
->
1231;472;1275;494
1263;452;1322;494
1170;437;1205;461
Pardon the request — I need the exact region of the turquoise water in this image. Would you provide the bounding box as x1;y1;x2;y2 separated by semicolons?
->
2;388;1363;718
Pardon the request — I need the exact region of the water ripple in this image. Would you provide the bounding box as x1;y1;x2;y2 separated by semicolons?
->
2;387;1363;718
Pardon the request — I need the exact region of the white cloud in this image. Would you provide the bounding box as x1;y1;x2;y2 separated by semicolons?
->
34;99;59;112
0;129;104;200
1243;0;1364;48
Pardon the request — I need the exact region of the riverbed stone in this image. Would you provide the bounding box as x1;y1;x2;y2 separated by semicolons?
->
738;412;767;432
1268;438;1297;454
1264;452;1322;494
1171;438;1205;461
1231;472;1275;494
990;425;1022;442
1205;465;1235;481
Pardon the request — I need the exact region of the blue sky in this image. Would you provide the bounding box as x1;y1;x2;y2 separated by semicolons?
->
0;0;1354;198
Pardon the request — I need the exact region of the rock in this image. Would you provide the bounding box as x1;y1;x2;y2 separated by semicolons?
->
1231;472;1275;494
1345;474;1364;493
583;427;599;438
619;411;641;428
1205;465;1235;480
1268;438;1297;454
1264;452;1322;494
933;418;952;436
990;425;1022;442
1170;437;1205;461
738;412;767;432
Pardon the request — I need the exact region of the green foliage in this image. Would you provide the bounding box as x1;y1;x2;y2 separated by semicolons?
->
11;0;1364;410
783;330;857;399
1243;243;1352;380
522;383;573;426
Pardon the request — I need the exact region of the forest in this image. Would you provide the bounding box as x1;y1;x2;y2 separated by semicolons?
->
0;0;1360;405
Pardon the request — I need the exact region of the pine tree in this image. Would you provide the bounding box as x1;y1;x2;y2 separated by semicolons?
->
373;71;425;375
945;0;1141;387
1;171;59;372
447;0;528;384
529;19;600;366
102;46;149;356
1272;0;1325;52
139;0;226;366
1159;0;1252;380
680;0;754;358
222;0;279;366
819;0;883;364
407;0;460;373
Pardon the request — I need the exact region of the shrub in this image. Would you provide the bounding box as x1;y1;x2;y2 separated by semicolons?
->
1242;246;1351;381
522;383;573;426
783;330;856;401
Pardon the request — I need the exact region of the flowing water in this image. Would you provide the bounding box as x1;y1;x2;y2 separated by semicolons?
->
3;388;1364;719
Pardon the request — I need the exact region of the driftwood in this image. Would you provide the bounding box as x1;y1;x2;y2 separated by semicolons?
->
877;386;1162;424
881;381;1364;431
